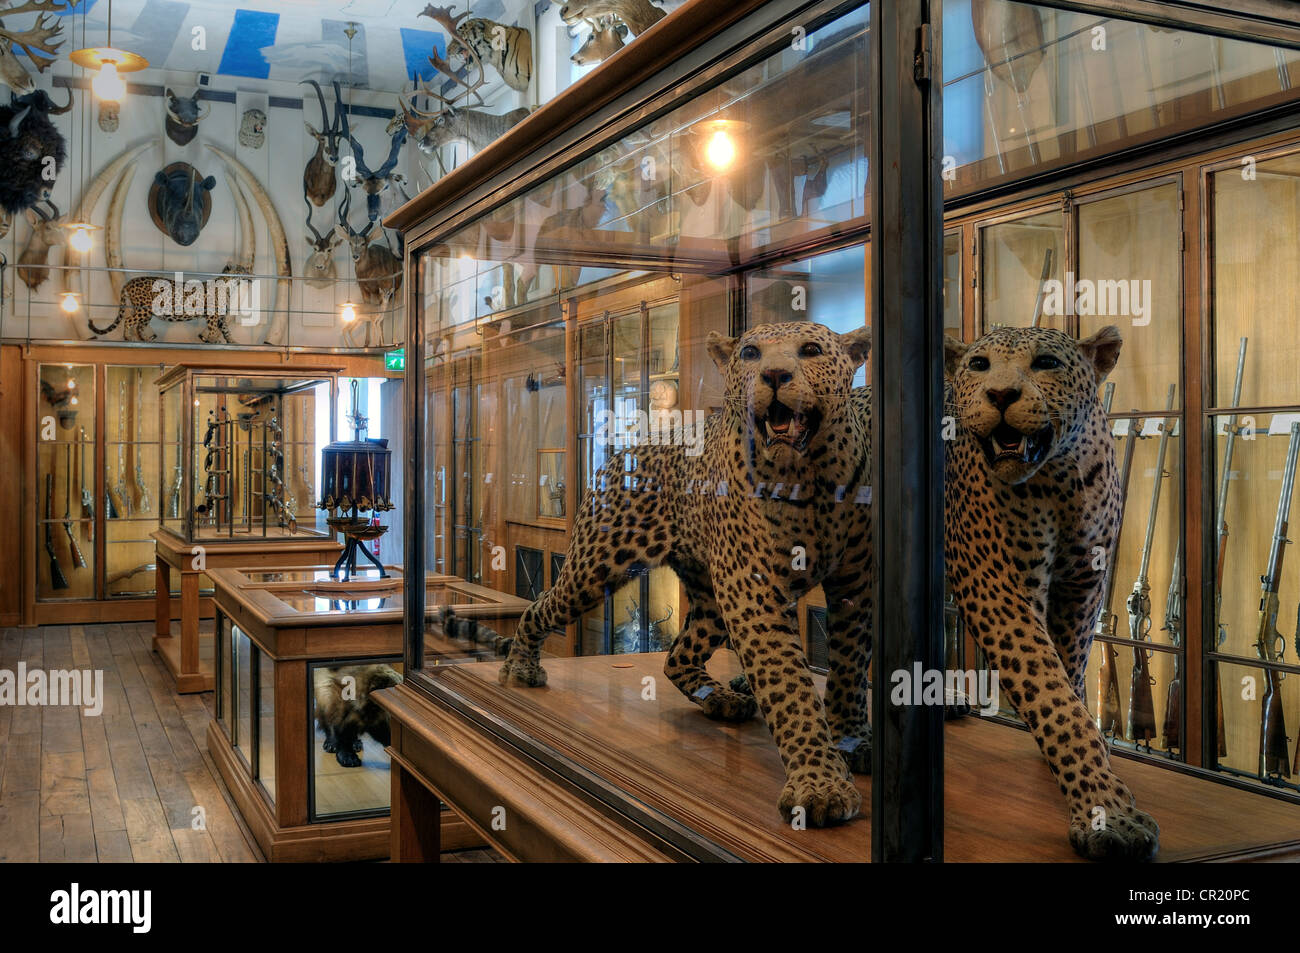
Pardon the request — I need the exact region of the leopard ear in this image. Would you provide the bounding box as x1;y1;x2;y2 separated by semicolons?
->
838;326;871;367
1078;325;1122;383
706;330;737;373
943;334;968;379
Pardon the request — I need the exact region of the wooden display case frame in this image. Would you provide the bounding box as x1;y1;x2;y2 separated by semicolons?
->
206;564;529;861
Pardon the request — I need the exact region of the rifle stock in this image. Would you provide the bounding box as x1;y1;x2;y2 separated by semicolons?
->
1256;421;1298;780
1095;383;1129;737
1125;385;1176;749
45;472;68;590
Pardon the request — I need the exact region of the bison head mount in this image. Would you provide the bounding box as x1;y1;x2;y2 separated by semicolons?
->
0;88;70;215
148;161;215;247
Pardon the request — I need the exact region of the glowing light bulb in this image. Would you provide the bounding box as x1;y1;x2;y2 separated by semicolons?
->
69;225;94;253
93;61;126;102
341;302;357;324
60;292;80;314
705;129;736;170
69;395;79;406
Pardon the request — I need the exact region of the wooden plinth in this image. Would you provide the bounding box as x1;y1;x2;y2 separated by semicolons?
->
380;653;1300;863
151;530;342;694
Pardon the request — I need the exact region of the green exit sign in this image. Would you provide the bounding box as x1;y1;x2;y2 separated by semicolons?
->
385;348;405;372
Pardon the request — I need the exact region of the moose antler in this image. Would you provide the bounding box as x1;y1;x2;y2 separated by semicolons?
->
415;4;488;110
0;1;74;80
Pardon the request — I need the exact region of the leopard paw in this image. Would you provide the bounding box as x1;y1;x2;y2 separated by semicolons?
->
728;674;753;695
778;769;861;827
498;655;547;687
833;732;872;774
696;686;757;722
1069;802;1159;862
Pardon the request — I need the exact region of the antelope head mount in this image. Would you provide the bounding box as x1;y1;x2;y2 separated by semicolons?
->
342;106;408;223
301;79;345;207
17;196;62;290
303;191;342;289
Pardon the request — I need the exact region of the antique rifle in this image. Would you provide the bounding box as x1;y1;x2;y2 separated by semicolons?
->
167;437;183;520
1211;338;1247;759
106;562;155;588
1256;421;1298;780
45;472;68;590
1094;382;1133;738
1161;540;1182;751
78;426;94;540
115;377;131;517
1126;384;1177;750
62;441;86;570
134;369;152;515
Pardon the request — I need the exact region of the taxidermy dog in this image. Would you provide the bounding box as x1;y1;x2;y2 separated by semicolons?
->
313;664;402;767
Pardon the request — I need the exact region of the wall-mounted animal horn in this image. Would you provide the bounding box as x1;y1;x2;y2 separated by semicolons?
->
17;198;64;290
239;108;266;149
342;107;408;222
164;88;208;146
303;191;342;289
0;0;75;95
302;79;345;207
0;87;70;214
148;161;215;246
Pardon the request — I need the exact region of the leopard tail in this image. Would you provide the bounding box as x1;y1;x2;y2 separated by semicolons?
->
88;290;129;336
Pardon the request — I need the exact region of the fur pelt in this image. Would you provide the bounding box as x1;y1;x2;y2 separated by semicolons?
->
0;91;68;215
312;664;402;768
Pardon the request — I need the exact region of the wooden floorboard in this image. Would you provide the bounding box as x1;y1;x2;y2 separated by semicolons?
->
1;623;491;863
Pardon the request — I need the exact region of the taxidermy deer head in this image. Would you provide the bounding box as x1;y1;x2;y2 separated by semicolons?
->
572;16;628;65
0;86;70;214
164;88;208;146
334;188;402;309
303;192;342;290
17;197;62;290
0;0;74;95
559;0;664;36
302;79;345;207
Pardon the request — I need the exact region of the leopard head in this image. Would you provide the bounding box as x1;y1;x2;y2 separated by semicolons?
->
944;325;1122;484
708;321;870;464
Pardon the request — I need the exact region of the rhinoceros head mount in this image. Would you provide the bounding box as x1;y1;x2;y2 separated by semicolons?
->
148;162;215;247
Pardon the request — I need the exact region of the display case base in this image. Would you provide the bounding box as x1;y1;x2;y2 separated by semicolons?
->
380;654;1300;863
153;630;215;694
207;721;482;861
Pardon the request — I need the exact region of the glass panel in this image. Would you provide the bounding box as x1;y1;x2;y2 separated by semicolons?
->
258;651;275;803
106;366;158;598
36;364;96;601
219;613;232;738
944;230;963;333
1211;153;1300;409
1077;183;1182;413
1214;659;1297;786
234;627;252;766
979;209;1064;331
943;0;1300;192
160;375;184;538
311;660;404;819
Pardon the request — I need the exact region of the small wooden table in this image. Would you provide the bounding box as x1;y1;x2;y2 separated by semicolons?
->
380;653;1300;862
207;564;529;862
151;528;342;693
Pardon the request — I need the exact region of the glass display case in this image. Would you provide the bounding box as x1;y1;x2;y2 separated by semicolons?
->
156;364;339;543
389;0;1300;862
35;363;96;602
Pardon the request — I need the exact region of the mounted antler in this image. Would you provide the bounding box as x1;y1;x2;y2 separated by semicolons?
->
417;4;489;110
342;106;408;223
0;1;73;94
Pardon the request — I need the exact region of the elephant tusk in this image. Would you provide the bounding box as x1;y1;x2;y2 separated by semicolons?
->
205;143;291;346
103;162;136;303
229;175;256;273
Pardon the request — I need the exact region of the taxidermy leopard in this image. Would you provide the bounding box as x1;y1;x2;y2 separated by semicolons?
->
89;267;249;343
944;324;1159;861
500;321;873;826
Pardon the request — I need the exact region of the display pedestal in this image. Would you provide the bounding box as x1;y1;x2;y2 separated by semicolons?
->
207;565;529;861
151;530;343;693
380;653;1300;862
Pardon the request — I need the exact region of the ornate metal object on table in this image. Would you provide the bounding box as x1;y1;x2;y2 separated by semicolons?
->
317;380;394;580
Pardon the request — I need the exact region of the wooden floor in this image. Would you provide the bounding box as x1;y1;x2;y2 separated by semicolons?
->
0;623;497;863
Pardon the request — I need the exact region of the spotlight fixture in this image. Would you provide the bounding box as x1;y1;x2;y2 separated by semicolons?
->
70;1;149;104
64;223;99;253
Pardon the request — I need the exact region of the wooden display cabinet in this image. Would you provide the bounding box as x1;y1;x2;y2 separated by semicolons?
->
207;564;530;861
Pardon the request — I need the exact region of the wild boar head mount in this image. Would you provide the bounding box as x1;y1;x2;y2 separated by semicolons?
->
164;87;208;146
148;161;215;247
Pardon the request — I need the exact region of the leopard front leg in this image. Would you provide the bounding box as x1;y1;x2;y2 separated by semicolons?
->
663;572;756;723
714;565;859;826
823;570;873;774
953;582;1158;861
